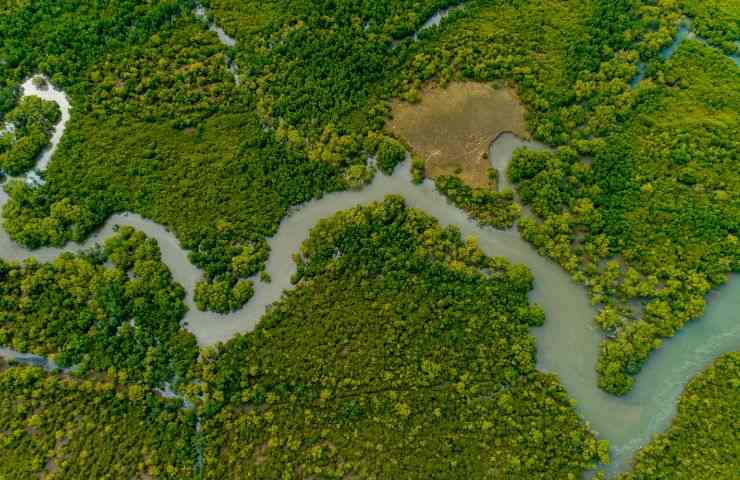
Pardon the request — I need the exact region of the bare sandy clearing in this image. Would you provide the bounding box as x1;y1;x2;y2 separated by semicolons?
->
386;82;529;187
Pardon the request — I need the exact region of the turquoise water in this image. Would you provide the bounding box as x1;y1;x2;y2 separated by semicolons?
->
659;23;691;60
629;21;689;88
629;62;646;89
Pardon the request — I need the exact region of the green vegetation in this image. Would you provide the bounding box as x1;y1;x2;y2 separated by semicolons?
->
393;0;601;145
0;200;735;479
617;352;740;479
205;0;463;139
379;0;740;394
2;0;433;313
2;0;733;329
0;365;197;479
0;0;188;112
1;0;346;311
0;0;632;317
0;200;608;478
411;156;426;184
370;133;406;175
0;96;60;176
0;226;197;387
0;0;737;474
197;197;606;479
681;0;740;55
511;27;740;394
436;174;521;229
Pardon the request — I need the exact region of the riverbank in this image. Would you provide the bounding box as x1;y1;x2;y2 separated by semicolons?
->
2;75;739;477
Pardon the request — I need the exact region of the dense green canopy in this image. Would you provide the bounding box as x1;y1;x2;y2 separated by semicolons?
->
197;197;605;478
0;226;198;386
0;364;197;479
0;0;738;477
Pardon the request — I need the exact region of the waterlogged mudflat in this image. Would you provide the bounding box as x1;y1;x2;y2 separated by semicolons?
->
387;82;529;187
2;78;739;476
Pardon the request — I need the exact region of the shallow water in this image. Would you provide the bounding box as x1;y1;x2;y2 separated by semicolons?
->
629;22;688;88
0;347;53;369
194;5;236;47
0;123;14;137
488;132;549;191
194;4;240;84
20;78;72;175
628;62;646;89
391;3;464;46
2;79;739;477
631;19;738;87
689;34;740;67
659;22;690;60
412;4;464;40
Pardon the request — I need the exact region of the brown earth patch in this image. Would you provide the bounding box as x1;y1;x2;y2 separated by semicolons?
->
386;82;529;187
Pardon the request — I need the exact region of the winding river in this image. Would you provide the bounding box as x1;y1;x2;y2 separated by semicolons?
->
1;76;738;477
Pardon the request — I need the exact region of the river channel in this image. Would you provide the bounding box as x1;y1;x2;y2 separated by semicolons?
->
1;69;738;476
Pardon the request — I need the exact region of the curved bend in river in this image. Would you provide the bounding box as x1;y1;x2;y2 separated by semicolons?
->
2;76;739;476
